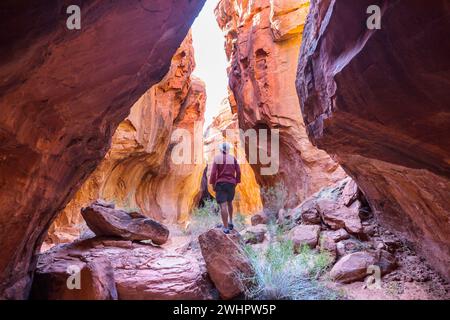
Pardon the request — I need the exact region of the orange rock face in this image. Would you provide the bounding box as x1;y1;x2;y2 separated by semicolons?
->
204;99;263;215
48;33;206;245
215;0;345;207
0;1;205;298
296;1;450;280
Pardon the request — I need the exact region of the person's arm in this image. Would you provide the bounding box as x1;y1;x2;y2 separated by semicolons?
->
209;160;218;187
234;157;241;184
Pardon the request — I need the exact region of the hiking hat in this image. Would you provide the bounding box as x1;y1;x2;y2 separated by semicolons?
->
219;142;231;153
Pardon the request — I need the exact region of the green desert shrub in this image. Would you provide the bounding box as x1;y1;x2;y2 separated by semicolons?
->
185;199;246;238
240;241;337;300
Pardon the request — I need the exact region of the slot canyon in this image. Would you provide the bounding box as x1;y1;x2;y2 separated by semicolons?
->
0;0;449;300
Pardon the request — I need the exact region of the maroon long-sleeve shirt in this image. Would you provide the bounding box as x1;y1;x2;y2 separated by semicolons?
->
209;153;241;186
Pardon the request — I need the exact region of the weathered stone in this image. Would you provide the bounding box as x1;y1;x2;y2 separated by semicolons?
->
31;256;118;300
241;225;268;244
322;229;350;243
32;238;213;300
48;33;207;249
216;0;345;208
251;212;271;226
340;178;360;207
198;229;253;300
0;0;206;298
295;198;321;225
317;199;363;235
330;252;377;284
297;0;450;281
288;224;321;251
81;202;169;245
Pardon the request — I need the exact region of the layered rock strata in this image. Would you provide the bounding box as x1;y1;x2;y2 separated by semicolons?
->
0;0;206;298
48;32;206;247
296;0;450;280
215;0;345;207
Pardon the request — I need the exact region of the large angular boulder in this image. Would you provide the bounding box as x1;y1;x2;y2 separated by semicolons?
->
240;224;268;245
31;238;213;300
113;249;213;300
31;256;117;300
330;250;397;284
339;178;360;207
317;199;363;234
198;229;253;300
251;212;271;226
321;229;350;243
330;252;377;284
294;198;321;225
288;224;321;251
81;201;169;245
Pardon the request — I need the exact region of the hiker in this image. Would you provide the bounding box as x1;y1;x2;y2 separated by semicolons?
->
209;142;241;234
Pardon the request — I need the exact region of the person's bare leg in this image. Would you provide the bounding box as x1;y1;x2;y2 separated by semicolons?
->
220;202;229;228
227;201;233;225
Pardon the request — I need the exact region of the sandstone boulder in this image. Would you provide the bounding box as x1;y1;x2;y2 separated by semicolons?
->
251;212;271;226
31;256;117;300
321;229;350;243
330;252;377;284
330;249;398;284
336;239;369;258
81;202;169;245
288;225;321;251
198;229;253;300
317;199;363;234
32;238;213;300
294;198;321;225
241;225;267;244
340;178;360;206
114;249;213;300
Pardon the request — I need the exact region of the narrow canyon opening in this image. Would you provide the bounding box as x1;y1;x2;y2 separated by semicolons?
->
1;0;449;300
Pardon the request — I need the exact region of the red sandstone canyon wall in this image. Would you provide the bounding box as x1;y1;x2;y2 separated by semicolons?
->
0;0;205;299
215;0;345;208
296;0;450;280
47;32;206;246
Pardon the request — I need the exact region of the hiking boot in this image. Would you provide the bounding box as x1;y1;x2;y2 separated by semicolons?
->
228;223;234;231
222;227;230;234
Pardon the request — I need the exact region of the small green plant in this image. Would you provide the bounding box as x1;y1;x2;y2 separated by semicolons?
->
184;199;247;239
261;182;288;217
297;244;334;279
240;241;338;300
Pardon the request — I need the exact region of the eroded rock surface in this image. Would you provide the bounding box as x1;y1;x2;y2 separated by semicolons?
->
198;229;253;300
215;0;345;207
47;32;206;247
0;0;205;298
32;238;213;300
81;202;169;245
296;0;450;280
